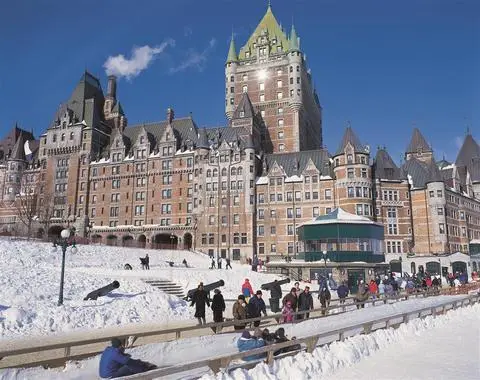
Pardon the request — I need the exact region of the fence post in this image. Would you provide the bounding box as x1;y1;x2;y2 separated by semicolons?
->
339;331;345;341
176;331;181;339
208;357;231;373
305;337;319;353
266;350;275;364
363;323;372;334
64;346;71;358
402;314;409;324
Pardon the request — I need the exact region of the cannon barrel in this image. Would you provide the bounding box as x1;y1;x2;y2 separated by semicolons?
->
186;280;225;300
84;281;120;301
260;278;290;291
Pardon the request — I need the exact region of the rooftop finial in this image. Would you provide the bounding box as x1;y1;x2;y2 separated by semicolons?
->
268;0;272;10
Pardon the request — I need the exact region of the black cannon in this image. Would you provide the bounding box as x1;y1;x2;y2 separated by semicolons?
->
84;281;120;301
185;279;225;301
261;278;290;313
261;278;290;291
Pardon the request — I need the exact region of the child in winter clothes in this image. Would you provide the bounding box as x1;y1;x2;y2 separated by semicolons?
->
282;301;294;323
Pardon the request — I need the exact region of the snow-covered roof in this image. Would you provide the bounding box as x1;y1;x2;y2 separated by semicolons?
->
300;207;383;227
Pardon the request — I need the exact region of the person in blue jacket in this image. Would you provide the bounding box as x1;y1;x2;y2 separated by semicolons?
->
99;338;155;378
237;329;266;361
248;290;267;327
336;282;349;303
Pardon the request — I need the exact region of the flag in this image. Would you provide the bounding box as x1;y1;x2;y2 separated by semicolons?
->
24;140;33;161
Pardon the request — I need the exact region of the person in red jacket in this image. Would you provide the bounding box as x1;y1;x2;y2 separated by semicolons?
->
368;279;378;301
241;279;254;303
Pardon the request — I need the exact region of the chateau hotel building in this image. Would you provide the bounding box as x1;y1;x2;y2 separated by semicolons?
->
1;5;479;264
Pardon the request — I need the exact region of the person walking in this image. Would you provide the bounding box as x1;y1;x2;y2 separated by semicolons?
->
282;287;298;319
226;257;232;269
232;295;248;330
242;278;254;303
211;289;225;333
282;301;294;323
190;282;210;325
355;281;369;309
217;257;222;269
318;286;331;315
210;258;216;269
337;282;349;311
248;290;267;327
144;254;150;270
297;286;314;319
368;279;378;304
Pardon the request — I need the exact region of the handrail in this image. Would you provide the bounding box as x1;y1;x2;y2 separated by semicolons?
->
1;285;476;369
122;294;480;379
0;290;424;360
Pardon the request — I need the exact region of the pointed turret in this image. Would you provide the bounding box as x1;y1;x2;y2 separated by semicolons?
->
335;126;365;156
455;134;480;167
226;35;238;63
112;101;124;116
289;24;300;52
405;128;431;154
244;134;255;150
374;148;402;180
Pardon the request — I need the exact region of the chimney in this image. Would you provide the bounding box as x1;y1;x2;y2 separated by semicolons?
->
107;75;117;100
167;107;174;124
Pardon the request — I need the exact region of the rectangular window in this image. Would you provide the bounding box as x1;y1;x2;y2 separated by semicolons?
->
437;207;443;215
325;189;332;200
258;225;264;236
439;223;445;234
312;207;319;217
277;80;282;88
270;226;276;235
388;223;398;235
347;168;354;179
287;225;294;235
277;92;283;100
348;187;355;198
234;214;240;224
312;191;319;200
429;190;435;198
260;94;265;102
259;82;265;91
387;207;397;218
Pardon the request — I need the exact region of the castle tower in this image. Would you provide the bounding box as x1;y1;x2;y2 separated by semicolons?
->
224;3;322;154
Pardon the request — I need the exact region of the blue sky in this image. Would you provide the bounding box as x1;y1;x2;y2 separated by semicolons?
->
0;0;478;163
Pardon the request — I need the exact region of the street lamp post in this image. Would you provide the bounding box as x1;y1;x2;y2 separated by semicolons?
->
52;228;78;306
322;250;328;272
170;233;175;250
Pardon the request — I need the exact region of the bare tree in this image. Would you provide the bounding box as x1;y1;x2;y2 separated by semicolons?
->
14;173;39;239
37;192;55;240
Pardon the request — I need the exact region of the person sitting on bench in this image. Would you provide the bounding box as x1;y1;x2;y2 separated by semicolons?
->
99;338;156;378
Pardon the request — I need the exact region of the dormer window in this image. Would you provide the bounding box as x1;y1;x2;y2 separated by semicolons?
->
62;122;66;129
53;134;57;143
277;46;282;52
116;140;120;148
347;154;353;164
272;39;277;44
240;111;245;118
253;43;257;48
140;136;145;144
166;132;171;140
242;74;248;81
245;52;250;58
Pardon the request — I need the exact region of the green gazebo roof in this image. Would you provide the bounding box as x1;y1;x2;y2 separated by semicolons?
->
301;208;382;227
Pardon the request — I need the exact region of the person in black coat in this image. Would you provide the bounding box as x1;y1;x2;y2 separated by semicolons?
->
248;290;267;327
211;289;226;332
144;254;150;270
297;286;314;319
191;282;210;325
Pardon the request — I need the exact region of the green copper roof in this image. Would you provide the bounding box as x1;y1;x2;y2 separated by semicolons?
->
238;5;290;60
289;24;299;51
226;35;238;63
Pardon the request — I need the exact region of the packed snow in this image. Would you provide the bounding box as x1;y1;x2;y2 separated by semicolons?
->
1;294;472;379
0;239;286;339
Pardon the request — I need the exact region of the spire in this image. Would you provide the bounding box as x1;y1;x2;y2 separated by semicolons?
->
335;125;365;155
289;24;299;51
233;92;255;119
226;34;238;63
406;128;431;154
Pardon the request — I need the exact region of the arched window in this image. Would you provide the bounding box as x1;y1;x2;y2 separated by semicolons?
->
231;167;237;175
70;132;74;140
221;168;227;176
206;169;211;177
53;134;57;142
411;262;416;275
237;167;243;175
213;168;218;177
61;133;65;141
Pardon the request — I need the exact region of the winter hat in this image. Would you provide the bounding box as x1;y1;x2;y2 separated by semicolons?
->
253;328;263;338
276;328;285;338
241;330;251;339
291;287;297;292
256;290;262;295
214;289;220;294
111;338;122;348
245;278;250;282
238;295;245;300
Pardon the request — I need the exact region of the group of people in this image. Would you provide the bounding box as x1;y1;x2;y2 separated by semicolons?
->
237;327;300;361
209;256;233;270
190;282;226;330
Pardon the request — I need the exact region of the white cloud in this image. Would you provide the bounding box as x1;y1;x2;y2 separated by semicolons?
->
169;38;216;74
104;39;175;80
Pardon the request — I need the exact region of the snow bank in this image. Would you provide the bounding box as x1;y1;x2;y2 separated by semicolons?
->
0;239;284;339
200;302;480;380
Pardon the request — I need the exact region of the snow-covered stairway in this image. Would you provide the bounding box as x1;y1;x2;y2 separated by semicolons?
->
142;279;185;298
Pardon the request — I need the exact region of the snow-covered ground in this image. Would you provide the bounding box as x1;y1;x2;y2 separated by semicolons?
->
1;295;471;379
0;239;289;339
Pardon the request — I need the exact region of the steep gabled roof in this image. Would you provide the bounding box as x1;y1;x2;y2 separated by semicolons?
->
238;4;289;60
401;156;443;188
233;92;255;119
262;149;330;177
374;149;402;180
289;24;299;52
455;134;480;167
469;157;480;183
335;127;365;155
112;101;124;115
406;128;431;154
196;128;209;149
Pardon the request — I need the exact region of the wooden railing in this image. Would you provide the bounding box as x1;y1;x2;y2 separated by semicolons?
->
122;294;480;379
0;286;476;369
